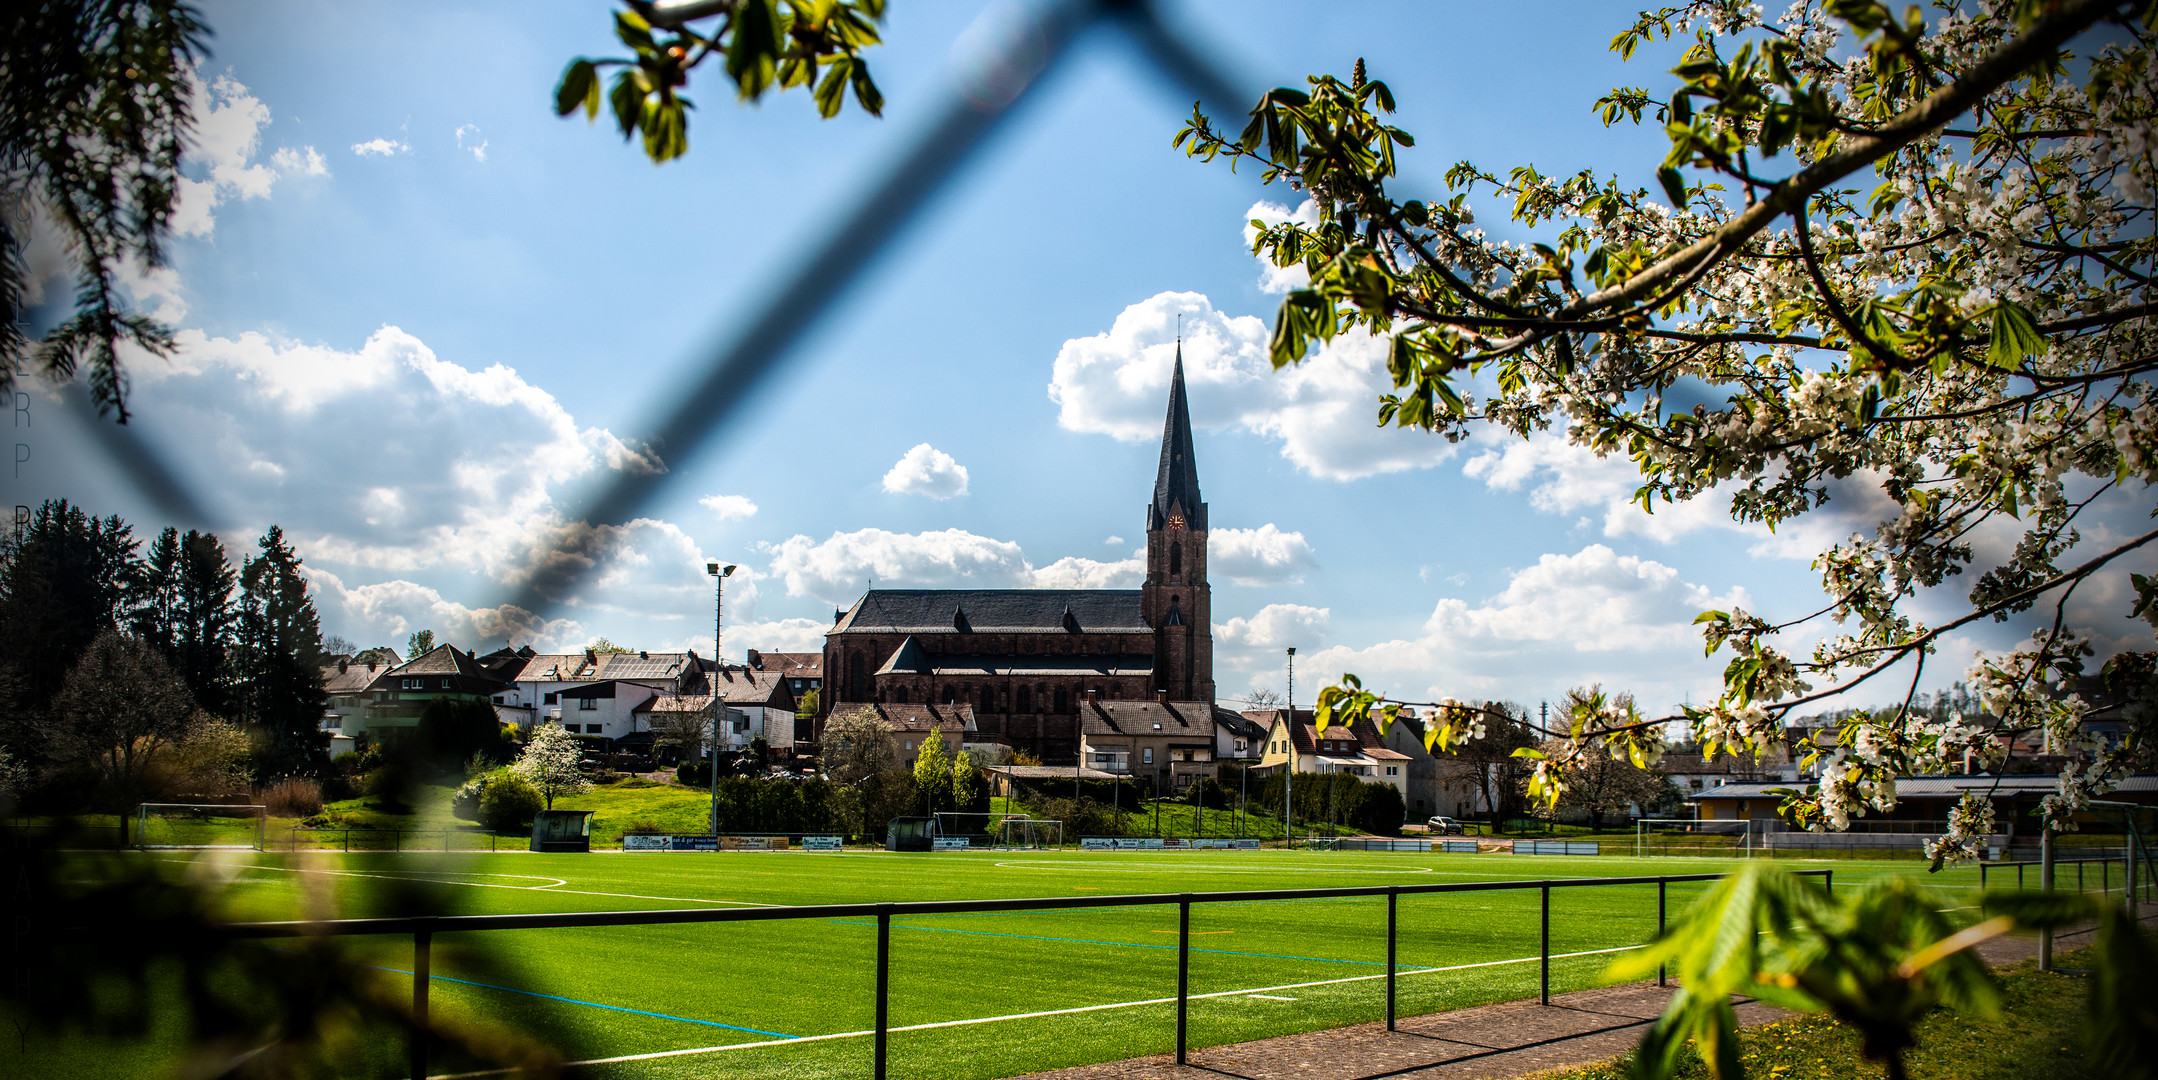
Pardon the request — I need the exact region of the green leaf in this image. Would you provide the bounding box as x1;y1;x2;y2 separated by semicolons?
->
555;59;601;119
1658;166;1687;208
1985;301;2046;369
814;58;850;118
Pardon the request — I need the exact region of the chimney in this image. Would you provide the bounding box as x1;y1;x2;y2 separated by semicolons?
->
1155;690;1168;704
639;650;649;659
584;648;597;664
338;659;349;674
1085;689;1100;704
748;649;762;668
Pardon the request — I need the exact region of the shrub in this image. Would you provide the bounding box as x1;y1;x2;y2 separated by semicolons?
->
451;773;493;821
262;777;323;817
623;815;665;836
477;774;543;832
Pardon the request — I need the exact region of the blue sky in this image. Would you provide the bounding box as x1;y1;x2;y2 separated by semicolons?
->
12;1;2148;716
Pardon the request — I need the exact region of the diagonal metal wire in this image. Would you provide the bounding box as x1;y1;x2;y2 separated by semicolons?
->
68;0;1268;631
499;0;1262;622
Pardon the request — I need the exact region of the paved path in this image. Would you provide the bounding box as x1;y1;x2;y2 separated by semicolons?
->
1003;930;2066;1080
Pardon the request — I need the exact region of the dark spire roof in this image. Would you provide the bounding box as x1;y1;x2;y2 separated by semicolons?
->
1151;343;1205;530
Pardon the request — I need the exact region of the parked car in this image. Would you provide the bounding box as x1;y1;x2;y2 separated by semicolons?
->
1426;816;1465;835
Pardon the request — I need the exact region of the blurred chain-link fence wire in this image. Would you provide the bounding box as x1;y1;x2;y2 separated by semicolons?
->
71;0;1260;626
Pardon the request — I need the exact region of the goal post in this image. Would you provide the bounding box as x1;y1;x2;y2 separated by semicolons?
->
993;818;1064;850
1636;817;1758;858
134;803;268;850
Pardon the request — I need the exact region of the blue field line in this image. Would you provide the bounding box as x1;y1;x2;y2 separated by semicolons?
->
252;945;796;1039
827;919;1438;971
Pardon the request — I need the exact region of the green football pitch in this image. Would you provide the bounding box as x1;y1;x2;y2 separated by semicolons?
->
50;849;1995;1080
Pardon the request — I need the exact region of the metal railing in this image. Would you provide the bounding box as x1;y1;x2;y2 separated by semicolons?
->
222;868;1832;1080
280;827;509;853
1982;854;2152;899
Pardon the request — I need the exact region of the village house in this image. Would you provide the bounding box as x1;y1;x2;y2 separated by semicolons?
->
1075;693;1218;795
1254;711;1413;805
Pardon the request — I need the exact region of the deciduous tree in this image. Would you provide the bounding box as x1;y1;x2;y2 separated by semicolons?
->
1238;1;2158;863
513;723;590;810
51;629;194;812
821;706;894;785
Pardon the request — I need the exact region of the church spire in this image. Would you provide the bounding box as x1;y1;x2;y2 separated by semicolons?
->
1151;343;1205;530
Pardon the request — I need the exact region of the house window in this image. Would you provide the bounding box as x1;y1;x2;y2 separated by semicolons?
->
544;692;559;704
580;697;596;710
493;696;504;704
1386;766;1398;776
904;740;914;751
1142;748;1153;765
585;724;603;734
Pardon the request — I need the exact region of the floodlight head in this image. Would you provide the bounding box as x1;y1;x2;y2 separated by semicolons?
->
706;561;719;576
723;563;737;577
1286;647;1296;656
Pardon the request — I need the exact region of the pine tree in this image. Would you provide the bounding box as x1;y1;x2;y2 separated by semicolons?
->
0;500;141;714
236;526;327;777
133;527;236;716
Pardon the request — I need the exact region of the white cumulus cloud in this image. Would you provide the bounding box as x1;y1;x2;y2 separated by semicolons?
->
1209;524;1318;586
1244;199;1318;293
1215;603;1330;649
307;567;585;653
352;136;410;157
771;528;1029;603
700;494;759;521
1031;555;1144;589
272;146;330;177
881;443;970;499
455;124;488;162
1290;544;1748;714
1048;291;1458;481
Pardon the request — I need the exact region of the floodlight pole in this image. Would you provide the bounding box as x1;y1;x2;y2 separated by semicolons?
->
706;561;737;837
1285;648;1295;849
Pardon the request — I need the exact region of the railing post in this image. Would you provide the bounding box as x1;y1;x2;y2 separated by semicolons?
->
1656;878;1667;988
1539;883;1551;1006
875;905;891;1080
1824;869;1833;900
1385;888;1398;1031
1176;895;1191;1065
410;928;432;1080
2040;828;2055;973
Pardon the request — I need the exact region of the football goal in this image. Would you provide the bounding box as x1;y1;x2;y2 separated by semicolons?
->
993;818;1065;850
1636;817;1759;858
134;803;268;850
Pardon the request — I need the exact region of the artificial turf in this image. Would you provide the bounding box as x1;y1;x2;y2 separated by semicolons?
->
19;849;2009;1080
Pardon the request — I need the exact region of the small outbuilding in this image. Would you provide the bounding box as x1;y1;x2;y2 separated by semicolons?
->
530;809;595;852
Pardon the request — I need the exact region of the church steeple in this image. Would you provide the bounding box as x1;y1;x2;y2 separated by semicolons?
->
1149;344;1205;531
1142;342;1213;703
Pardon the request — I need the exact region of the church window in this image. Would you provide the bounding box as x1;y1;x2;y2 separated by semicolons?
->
943;686;957;705
1054;688;1069;713
848;653;867;700
980;686;995;711
1169;542;1181;577
895;687;909;705
1017;687;1031;712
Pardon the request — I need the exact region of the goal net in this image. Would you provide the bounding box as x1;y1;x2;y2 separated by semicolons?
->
135;803;268;850
994;818;1064;850
1636;817;1759;858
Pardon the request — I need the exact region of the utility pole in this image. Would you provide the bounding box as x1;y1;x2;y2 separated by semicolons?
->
706;561;736;837
1285;647;1295;849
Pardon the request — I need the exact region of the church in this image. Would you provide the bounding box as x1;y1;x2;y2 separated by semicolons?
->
817;349;1216;762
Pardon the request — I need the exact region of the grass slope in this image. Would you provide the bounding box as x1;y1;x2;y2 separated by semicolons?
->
15;850;2005;1080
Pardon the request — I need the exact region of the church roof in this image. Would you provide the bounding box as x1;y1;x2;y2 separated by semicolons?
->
1150;344;1206;530
910;654;1155;678
833;589;1149;635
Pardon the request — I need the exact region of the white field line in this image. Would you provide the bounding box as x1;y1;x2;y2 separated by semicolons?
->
430;943;1647;1078
225;862;782;907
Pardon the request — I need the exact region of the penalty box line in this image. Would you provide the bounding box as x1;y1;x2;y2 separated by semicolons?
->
431;943;1646;1078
